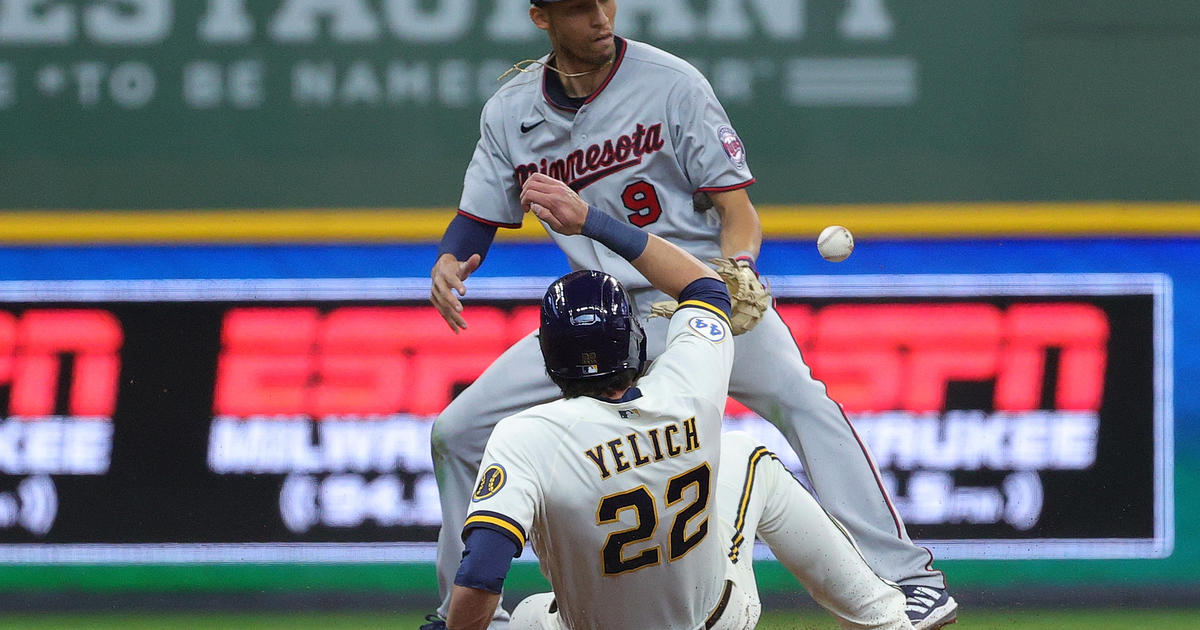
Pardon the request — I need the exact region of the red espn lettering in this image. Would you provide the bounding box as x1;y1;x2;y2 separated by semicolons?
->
213;302;1109;417
213;307;531;416
0;309;122;416
781;303;1109;413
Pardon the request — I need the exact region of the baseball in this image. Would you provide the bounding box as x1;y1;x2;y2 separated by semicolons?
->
817;225;854;262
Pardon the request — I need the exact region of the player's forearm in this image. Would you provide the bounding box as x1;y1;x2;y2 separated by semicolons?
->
446;585;501;630
711;190;762;259
632;234;720;298
438;213;499;263
577;208;717;297
521;173;717;295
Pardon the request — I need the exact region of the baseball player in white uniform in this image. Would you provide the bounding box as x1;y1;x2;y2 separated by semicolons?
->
428;1;955;629
443;176;910;630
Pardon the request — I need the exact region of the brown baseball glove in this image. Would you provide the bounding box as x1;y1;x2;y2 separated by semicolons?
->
648;257;771;335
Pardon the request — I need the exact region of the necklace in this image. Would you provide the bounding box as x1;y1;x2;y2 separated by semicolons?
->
498;56;614;82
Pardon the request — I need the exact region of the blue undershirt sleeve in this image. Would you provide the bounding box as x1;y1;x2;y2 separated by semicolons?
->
438;213;499;262
580;205;649;261
453;527;519;594
677;276;731;318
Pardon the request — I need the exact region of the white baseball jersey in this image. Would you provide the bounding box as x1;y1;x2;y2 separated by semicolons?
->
458;37;753;310
464;303;735;630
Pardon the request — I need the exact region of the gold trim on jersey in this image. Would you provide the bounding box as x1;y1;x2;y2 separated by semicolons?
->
464;513;527;547
676;300;732;327
728;446;777;564
704;579;735;629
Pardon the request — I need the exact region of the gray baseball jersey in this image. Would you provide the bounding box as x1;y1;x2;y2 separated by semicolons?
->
465;305;735;630
458;37;752;309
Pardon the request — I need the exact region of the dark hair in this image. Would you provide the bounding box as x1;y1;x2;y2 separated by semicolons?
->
550;368;639;399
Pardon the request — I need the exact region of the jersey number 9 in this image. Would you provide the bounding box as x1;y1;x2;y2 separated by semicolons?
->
622;181;663;227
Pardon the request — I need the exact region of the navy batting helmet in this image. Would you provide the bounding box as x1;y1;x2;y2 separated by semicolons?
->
540;270;646;382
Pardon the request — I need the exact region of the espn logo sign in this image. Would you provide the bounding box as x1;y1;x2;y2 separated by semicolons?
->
0;309;122;417
212;306;538;417
0;309;120;479
781;302;1108;413
212;302;1109;418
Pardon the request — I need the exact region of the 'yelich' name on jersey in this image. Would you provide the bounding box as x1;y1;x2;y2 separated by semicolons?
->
583;417;700;480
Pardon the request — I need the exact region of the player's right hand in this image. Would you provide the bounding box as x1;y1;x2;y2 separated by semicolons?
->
430;252;482;333
521;173;588;235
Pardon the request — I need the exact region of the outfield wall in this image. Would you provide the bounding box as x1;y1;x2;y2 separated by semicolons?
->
1;1;1199;209
0;0;1197;603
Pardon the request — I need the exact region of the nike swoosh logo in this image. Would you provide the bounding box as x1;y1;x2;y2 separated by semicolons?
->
520;120;545;133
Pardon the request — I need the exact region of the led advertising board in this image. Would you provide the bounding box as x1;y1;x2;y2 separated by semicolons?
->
0;274;1171;562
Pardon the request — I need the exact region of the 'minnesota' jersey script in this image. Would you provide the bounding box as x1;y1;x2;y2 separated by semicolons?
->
464;303;735;630
459;38;754;311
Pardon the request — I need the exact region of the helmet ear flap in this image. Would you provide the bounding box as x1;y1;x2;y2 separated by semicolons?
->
630;316;647;376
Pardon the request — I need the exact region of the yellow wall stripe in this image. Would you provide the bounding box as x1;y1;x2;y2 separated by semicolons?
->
0;202;1197;243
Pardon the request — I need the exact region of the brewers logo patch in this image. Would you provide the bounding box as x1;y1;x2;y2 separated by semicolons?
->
717;125;746;169
687;316;727;343
473;464;507;501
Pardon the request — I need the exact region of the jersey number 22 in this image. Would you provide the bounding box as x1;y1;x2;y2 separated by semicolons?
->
596;462;711;575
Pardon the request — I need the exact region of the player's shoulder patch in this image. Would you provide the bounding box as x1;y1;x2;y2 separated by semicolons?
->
472;464;507;502
686;315;727;343
717;125;747;170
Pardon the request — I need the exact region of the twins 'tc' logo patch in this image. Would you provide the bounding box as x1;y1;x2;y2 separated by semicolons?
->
473;464;507;502
717;125;746;169
687;316;727;343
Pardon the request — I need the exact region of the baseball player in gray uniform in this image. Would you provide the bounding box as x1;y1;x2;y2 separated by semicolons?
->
428;1;955;629
444;175;910;630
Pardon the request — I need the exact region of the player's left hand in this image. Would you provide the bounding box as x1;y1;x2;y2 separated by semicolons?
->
648;257;772;335
711;256;772;334
520;173;588;235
